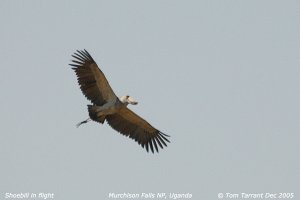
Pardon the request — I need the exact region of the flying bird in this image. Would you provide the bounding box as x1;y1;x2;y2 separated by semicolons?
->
69;50;170;153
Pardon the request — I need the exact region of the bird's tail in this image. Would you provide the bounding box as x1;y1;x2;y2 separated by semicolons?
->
87;105;106;124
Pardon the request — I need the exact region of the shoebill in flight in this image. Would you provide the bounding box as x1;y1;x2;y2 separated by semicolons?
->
69;50;170;153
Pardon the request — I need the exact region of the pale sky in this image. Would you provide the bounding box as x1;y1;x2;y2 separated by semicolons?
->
0;1;299;199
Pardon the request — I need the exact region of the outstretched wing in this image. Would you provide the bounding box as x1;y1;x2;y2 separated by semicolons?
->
69;49;117;105
106;107;170;153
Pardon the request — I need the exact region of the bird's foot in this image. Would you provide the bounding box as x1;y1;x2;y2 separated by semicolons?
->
76;118;91;128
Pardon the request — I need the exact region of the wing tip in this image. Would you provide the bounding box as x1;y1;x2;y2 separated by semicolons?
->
69;49;95;67
141;132;170;154
160;132;170;137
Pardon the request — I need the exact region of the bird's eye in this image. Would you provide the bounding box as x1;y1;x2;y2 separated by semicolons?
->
126;95;129;98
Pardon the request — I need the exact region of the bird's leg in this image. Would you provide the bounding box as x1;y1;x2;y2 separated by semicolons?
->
76;118;91;128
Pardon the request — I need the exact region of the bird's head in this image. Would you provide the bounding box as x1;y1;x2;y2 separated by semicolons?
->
119;95;138;105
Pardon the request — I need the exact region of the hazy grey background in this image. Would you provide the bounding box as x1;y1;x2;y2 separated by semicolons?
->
0;1;299;199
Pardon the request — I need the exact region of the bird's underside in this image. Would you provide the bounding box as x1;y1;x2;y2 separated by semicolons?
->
69;49;170;153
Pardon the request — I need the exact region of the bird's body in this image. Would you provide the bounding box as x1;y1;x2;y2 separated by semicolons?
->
92;98;122;117
69;50;170;153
